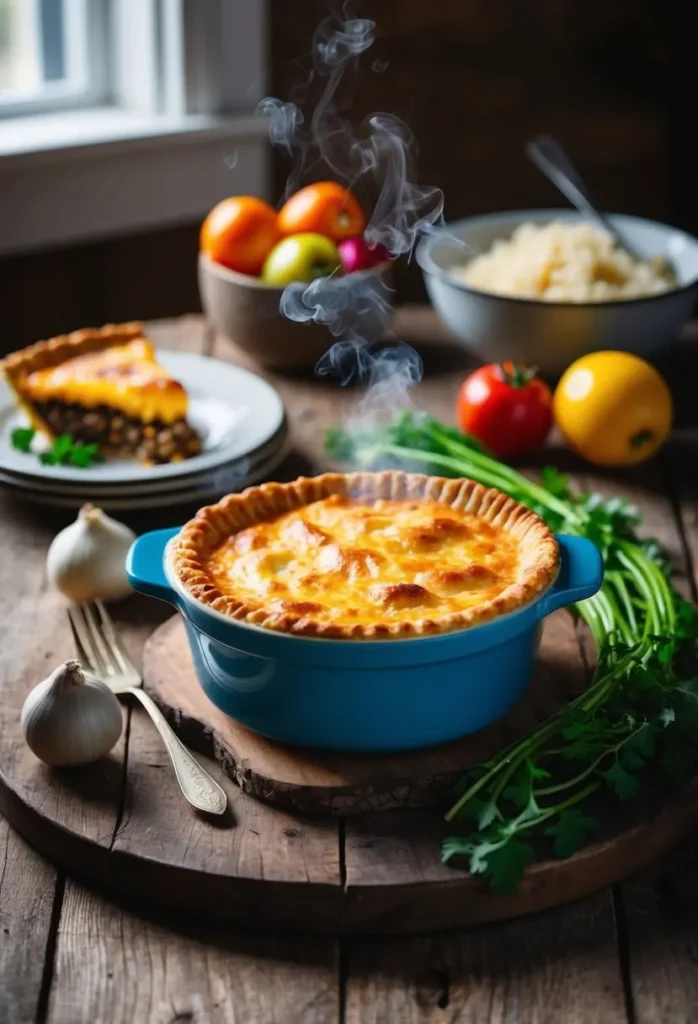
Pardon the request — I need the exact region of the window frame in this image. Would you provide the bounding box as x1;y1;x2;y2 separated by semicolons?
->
0;0;271;256
0;0;111;119
0;0;269;121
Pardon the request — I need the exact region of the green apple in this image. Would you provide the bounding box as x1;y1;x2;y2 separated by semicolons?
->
261;232;340;286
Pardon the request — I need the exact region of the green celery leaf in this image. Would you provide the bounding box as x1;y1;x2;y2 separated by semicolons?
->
325;427;357;461
544;809;600;859
561;736;604;761
527;759;551;781
625;723;654;759
602;761;640;800
484;839;534;892
626;666;661;692
503;780;532;811
560;709;594;740
540;466;571;500
451;792;487;823
477;800;501;830
441;837;469;863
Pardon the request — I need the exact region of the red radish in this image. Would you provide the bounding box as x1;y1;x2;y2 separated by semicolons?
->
338;236;389;273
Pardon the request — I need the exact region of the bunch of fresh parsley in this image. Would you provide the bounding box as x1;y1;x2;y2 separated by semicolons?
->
11;427;101;468
327;412;698;891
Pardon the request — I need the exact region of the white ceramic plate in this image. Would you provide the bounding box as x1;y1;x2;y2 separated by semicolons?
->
0;351;285;485
0;419;288;498
0;442;290;511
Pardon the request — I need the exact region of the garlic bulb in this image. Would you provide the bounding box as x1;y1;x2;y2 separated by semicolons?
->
47;504;136;603
21;660;123;767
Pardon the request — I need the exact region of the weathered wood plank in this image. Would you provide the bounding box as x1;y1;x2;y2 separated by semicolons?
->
109;693;343;928
0;818;58;1024
573;456;698;1024
622;843;698;1024
344;895;628;1023
615;449;698;1024
47;882;339;1024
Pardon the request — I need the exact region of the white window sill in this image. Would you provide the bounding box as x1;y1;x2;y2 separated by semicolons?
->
0;107;270;165
0;108;271;255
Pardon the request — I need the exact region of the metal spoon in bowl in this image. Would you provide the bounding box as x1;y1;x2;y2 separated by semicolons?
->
526;134;644;260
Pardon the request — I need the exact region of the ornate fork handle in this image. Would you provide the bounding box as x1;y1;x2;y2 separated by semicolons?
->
126;687;227;815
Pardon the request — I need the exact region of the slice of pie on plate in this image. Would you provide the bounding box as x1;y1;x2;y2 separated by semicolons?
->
1;323;201;464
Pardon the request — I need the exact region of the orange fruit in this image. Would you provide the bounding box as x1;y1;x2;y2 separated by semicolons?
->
278;182;366;242
200;196;281;276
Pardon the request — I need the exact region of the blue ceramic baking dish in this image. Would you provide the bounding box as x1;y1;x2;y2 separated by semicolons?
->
126;526;603;753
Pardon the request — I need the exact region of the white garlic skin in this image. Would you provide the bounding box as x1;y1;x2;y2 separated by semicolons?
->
21;660;123;767
47;503;136;603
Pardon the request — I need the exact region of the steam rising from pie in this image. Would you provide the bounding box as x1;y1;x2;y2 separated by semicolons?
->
258;11;443;414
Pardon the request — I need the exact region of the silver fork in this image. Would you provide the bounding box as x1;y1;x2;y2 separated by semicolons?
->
67;601;227;816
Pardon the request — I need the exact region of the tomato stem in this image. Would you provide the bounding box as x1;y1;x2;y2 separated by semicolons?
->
496;362;539;389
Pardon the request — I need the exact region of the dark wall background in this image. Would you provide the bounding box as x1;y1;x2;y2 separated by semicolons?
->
2;0;696;350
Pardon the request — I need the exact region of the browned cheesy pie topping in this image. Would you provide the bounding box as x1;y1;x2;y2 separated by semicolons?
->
172;474;559;638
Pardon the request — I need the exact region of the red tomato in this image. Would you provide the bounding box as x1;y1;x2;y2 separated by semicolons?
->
456;363;553;459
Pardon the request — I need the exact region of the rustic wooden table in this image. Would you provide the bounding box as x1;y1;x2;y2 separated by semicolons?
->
2;307;698;1024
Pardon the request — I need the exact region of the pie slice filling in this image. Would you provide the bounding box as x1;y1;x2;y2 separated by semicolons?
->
2;324;201;464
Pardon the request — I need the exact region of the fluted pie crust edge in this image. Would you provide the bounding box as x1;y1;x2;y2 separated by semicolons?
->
1;322;145;379
170;472;560;639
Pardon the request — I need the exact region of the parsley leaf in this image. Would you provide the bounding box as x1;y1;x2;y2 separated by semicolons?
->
541;466;571;501
39;433;101;468
10;427;36;452
544;810;599;859
485;839;534;892
503;780;533;811
619;725;654;771
69;442;101;468
53;433;75;460
602;761;640;800
476;800;501;830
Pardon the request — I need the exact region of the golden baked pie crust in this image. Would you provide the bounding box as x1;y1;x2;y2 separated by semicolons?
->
1;322;145;380
172;472;559;639
1;322;187;426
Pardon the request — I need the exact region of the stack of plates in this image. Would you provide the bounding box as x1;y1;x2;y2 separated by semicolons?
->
0;351;288;511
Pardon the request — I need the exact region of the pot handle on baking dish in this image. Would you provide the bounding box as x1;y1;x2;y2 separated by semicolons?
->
537;534;604;619
126;527;181;605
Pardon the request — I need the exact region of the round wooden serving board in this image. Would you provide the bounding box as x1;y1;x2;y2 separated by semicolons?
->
143;614;588;814
1;610;697;934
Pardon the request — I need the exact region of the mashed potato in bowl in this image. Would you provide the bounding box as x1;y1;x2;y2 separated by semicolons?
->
452;221;676;303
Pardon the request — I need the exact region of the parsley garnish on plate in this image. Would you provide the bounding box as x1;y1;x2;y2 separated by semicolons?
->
10;427;36;452
11;427;101;468
327;412;698;891
40;433;101;468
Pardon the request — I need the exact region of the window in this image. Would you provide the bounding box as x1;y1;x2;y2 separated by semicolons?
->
0;0;270;255
0;0;107;116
